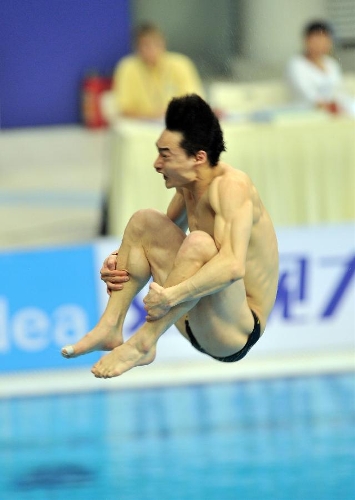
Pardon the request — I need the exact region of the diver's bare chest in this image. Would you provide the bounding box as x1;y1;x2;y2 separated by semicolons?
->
186;201;215;234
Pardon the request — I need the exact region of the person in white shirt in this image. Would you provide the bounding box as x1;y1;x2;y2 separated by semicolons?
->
286;21;351;114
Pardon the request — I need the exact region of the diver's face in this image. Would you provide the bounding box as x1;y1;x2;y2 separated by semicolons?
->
154;130;197;189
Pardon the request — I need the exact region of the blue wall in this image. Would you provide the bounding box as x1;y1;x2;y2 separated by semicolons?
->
1;0;131;128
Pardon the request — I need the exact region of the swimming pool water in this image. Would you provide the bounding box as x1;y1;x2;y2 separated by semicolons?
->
1;372;354;500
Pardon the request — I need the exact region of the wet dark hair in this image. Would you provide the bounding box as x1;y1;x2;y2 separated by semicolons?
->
165;94;226;166
304;21;333;37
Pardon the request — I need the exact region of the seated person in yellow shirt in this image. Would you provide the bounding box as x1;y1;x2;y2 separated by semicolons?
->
113;22;204;119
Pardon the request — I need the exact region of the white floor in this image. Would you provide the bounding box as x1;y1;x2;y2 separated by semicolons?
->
0;125;110;250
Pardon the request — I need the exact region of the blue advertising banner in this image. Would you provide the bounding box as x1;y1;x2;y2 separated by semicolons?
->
1;223;354;374
0;244;101;372
94;224;355;363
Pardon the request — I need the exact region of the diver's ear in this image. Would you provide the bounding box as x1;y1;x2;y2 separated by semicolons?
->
194;150;207;164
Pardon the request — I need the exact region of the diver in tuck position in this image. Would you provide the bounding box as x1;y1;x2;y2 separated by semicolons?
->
61;93;279;378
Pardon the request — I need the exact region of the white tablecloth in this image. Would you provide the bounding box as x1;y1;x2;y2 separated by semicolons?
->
108;114;355;236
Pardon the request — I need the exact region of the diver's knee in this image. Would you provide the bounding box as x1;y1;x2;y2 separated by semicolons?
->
127;209;166;233
179;231;217;263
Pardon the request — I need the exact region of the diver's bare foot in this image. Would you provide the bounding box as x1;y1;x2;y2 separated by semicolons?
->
61;320;123;359
91;340;156;378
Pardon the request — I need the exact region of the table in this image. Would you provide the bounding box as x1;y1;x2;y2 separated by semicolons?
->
107;119;172;237
107;114;355;237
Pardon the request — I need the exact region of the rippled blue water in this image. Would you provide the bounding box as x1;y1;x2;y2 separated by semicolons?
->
1;372;354;500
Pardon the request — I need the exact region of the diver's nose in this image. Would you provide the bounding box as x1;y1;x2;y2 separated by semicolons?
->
154;155;163;171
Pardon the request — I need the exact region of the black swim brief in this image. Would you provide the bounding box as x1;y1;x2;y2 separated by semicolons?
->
185;310;261;363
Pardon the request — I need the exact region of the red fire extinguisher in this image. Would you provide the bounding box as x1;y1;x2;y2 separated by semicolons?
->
81;72;112;129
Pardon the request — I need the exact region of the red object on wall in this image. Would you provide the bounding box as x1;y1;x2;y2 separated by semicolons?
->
82;73;112;129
